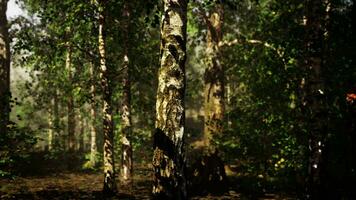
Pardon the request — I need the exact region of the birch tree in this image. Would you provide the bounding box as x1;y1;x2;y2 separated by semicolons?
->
152;0;188;198
98;0;116;194
120;1;133;186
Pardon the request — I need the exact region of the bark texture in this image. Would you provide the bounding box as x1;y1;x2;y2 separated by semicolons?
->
204;3;224;150
48;112;53;150
89;62;98;166
152;0;187;199
66;45;76;152
191;2;227;193
98;0;116;195
302;0;329;198
53;90;60;149
120;1;133;186
0;0;10;134
48;103;54;151
78;113;84;152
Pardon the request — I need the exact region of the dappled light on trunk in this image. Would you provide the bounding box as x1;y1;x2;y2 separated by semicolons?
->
1;0;356;199
120;1;133;188
98;0;116;195
189;1;228;194
152;0;188;198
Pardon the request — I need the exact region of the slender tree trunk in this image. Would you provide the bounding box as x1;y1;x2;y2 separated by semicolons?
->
152;0;187;199
192;2;227;193
48;91;60;151
89;62;98;166
59;93;68;151
0;0;10;134
79;113;84;152
53;89;60;149
302;0;329;198
204;2;224;151
98;0;116;195
48;105;54;151
66;44;76;152
350;1;356;195
226;76;231;130
120;2;133;186
83;117;88;152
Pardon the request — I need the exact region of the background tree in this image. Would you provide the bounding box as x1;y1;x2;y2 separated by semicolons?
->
302;0;329;198
89;61;98;167
97;0;117;195
65;42;76;153
120;1;133;186
187;0;228;193
2;0;356;199
0;0;10;134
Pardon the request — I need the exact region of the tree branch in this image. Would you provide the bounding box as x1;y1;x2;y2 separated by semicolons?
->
71;44;98;61
218;38;286;65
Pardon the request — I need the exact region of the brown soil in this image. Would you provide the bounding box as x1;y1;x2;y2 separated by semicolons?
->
0;165;296;200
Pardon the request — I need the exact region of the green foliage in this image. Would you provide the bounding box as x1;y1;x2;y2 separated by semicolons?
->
82;151;101;170
4;0;356;197
9;0;161;172
183;1;356;196
0;122;36;178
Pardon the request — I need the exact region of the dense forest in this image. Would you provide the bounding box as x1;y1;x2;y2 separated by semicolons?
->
1;0;356;199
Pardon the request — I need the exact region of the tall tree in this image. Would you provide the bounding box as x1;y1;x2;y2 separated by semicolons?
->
302;0;329;198
78;112;85;152
89;62;98;166
66;43;76;152
192;1;227;192
204;2;224;148
48;99;54;150
98;0;116;195
53;90;60;149
120;1;133;186
152;0;187;198
0;0;10;134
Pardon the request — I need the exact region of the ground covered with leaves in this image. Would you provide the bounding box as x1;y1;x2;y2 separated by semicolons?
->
0;165;297;200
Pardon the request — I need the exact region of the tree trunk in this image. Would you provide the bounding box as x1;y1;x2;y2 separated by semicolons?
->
78;113;84;152
192;2;227;193
204;2;224;151
53;89;60;150
302;0;329;198
0;0;10;134
48;105;54;151
89;62;98;166
98;0;116;195
152;0;187;199
48;91;60;151
120;1;133;187
83;116;88;152
66;45;76;152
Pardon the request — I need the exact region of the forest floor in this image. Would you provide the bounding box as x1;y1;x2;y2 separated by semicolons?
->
0;165;297;200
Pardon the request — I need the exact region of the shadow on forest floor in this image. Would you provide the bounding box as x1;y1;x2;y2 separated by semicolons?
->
0;164;297;200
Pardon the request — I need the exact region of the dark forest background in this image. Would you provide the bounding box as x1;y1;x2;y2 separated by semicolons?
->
1;0;356;199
